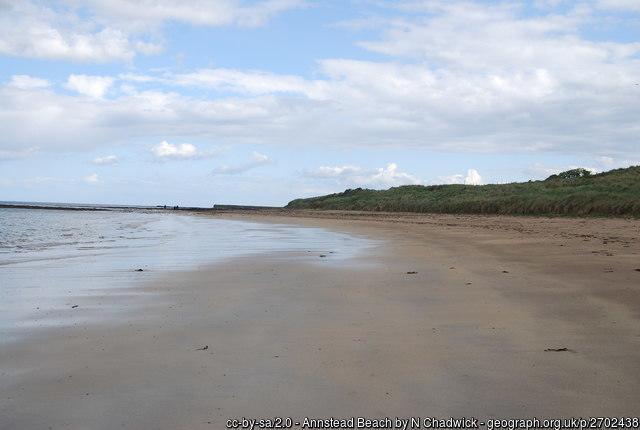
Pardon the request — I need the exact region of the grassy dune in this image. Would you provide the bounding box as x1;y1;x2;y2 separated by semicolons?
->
287;166;640;217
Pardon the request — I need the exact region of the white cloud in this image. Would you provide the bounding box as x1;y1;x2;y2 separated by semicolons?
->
150;140;220;160
84;173;99;183
0;1;304;62
306;163;422;188
8;75;50;90
169;68;329;98
212;151;271;174
151;140;197;160
65;75;114;99
91;155;119;165
119;68;330;98
0;2;140;62
464;169;482;185
1;1;640;162
359;163;422;187
437;169;482;185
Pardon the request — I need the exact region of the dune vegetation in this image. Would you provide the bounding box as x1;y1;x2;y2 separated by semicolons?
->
286;167;640;217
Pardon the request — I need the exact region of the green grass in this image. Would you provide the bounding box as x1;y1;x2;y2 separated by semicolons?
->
286;166;640;217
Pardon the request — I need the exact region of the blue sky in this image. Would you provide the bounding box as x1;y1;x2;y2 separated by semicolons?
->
1;0;639;206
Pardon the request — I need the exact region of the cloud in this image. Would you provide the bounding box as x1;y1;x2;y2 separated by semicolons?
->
360;163;423;187
8;75;50;90
151;140;220;160
0;1;304;62
464;169;482;185
437;169;482;185
119;68;330;99
151;140;196;160
306;163;422;188
0;2;140;62
212;151;271;174
65;75;114;99
168;68;329;98
84;173;99;183
1;1;640;162
91;155;119;165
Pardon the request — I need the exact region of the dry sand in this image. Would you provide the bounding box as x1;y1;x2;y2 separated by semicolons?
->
2;211;639;429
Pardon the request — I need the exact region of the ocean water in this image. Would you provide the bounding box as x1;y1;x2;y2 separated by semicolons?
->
0;208;374;337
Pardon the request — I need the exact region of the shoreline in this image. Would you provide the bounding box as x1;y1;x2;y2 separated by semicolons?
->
2;211;639;428
207;209;640;252
3;202;639;220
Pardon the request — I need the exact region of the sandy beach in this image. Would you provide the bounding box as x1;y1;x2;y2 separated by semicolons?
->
2;211;639;429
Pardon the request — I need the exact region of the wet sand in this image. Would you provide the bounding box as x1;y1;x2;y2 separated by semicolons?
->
2;211;639;429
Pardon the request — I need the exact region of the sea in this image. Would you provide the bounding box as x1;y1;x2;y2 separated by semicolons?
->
0;203;374;339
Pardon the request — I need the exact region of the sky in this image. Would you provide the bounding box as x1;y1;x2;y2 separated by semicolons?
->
0;0;639;206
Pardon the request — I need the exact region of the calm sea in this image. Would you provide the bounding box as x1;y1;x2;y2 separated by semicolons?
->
0;207;373;338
